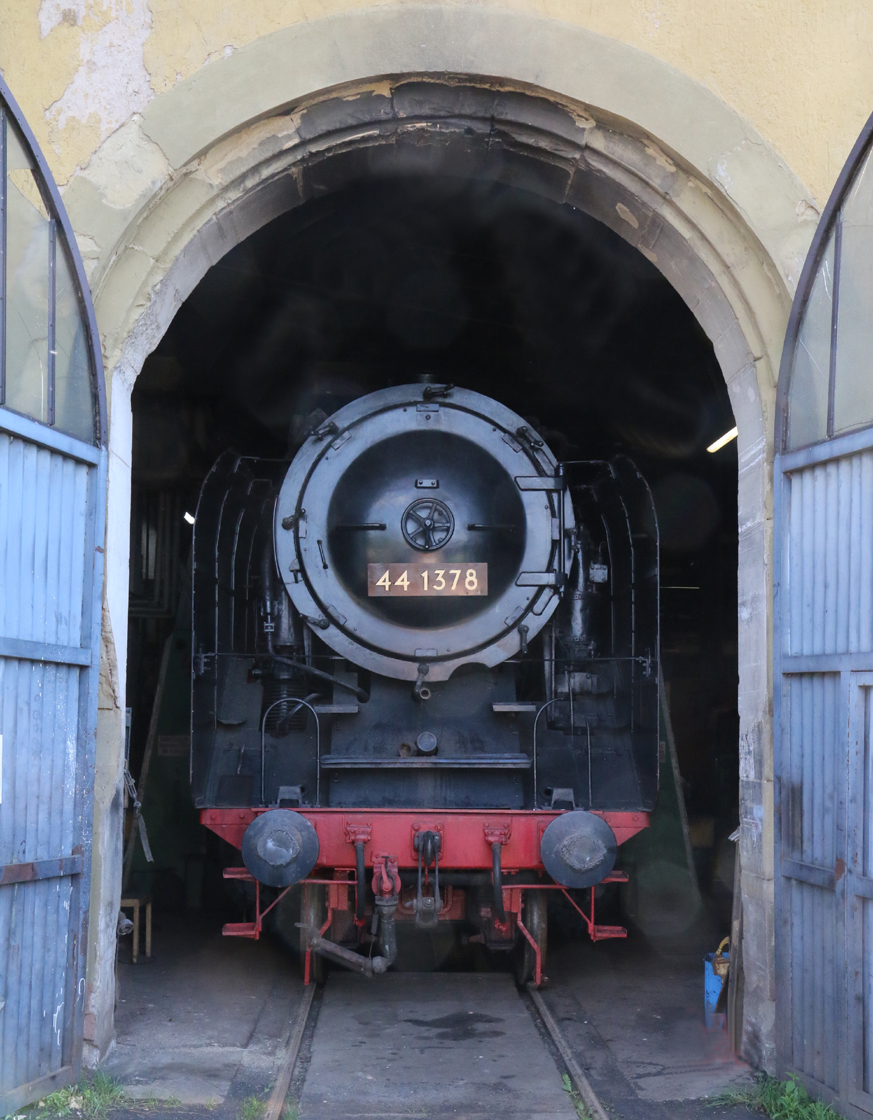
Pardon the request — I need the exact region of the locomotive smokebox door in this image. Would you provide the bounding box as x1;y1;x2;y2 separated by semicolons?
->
274;384;574;681
241;810;319;887
540;811;618;888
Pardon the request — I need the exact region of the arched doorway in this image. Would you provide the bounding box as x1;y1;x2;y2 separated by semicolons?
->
87;67;786;1064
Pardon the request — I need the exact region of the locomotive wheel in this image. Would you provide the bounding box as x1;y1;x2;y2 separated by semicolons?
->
300;882;327;984
515;889;548;988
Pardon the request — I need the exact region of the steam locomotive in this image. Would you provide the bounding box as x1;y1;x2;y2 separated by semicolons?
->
191;384;658;984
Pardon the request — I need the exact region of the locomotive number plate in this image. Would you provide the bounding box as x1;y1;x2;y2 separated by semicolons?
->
368;563;488;597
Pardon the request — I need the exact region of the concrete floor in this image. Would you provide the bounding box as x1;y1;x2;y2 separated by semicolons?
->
105;915;306;1106
102;911;759;1120
298;972;576;1120
541;921;756;1119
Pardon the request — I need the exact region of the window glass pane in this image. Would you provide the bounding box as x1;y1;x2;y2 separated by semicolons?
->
4;121;50;423
53;243;95;442
788;236;834;449
834;149;873;434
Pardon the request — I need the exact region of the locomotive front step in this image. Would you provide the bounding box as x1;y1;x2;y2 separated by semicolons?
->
320;755;532;768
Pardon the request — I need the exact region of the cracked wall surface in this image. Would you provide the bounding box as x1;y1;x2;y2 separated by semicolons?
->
0;0;845;1074
0;0;870;205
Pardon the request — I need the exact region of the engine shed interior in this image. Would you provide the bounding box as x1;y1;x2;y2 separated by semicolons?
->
125;173;738;948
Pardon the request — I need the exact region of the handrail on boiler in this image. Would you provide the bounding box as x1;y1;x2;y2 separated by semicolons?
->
260;698;321;807
532;697;564;807
532;696;593;808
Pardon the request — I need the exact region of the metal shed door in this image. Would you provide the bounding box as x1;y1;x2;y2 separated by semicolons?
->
0;81;107;1110
775;112;873;1117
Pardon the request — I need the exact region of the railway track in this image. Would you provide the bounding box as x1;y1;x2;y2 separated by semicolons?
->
266;971;609;1120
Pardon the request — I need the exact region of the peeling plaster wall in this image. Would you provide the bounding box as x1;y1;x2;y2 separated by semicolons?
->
0;0;871;205
41;0;152;140
0;0;843;1073
86;605;126;1062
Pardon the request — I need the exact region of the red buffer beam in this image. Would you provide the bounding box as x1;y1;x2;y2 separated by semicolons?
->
201;807;649;869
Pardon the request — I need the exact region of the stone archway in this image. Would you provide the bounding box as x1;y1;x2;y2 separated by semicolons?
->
73;14;812;1065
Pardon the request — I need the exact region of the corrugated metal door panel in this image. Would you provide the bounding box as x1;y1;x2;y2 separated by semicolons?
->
846;675;873;1114
787;880;841;1088
0;607;88;1092
784;673;839;869
0;661;80;863
781;671;844;1093
3;877;73;1085
0;436;88;646
858;896;873;1096
786;452;873;657
0;433;99;1105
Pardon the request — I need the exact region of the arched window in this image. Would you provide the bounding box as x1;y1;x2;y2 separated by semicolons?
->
1;100;104;445
780;121;873;450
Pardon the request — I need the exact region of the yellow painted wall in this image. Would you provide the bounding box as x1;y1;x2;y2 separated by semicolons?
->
0;0;870;205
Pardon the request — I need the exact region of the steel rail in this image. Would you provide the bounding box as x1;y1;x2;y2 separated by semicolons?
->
261;964;609;1120
263;981;318;1120
527;984;610;1120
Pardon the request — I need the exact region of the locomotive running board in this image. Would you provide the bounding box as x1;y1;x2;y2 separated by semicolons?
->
319;755;532;768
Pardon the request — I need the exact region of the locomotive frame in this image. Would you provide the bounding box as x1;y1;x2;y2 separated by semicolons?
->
191;384;659;983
